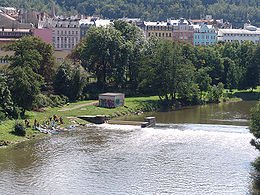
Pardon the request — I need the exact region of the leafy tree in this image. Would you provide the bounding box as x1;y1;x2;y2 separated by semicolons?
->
0;75;20;119
6;36;56;83
54;61;87;101
8;67;43;116
78;26;124;90
196;67;212;96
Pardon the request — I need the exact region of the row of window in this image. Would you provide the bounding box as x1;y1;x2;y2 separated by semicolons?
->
194;35;216;40
224;39;259;44
54;36;79;43
146;25;193;31
53;30;79;35
224;33;260;37
194;41;214;45
148;32;194;38
148;32;172;37
0;32;31;36
55;43;75;49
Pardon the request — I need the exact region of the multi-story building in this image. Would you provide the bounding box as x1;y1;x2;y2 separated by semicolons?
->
144;21;173;40
193;24;217;46
144;18;194;45
51;18;81;51
218;24;260;44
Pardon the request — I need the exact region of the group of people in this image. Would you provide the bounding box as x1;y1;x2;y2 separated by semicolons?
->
24;114;64;129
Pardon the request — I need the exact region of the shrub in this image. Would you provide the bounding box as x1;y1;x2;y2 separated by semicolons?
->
32;94;50;108
13;121;26;136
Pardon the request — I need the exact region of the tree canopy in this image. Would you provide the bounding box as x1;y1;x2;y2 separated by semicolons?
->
1;0;259;27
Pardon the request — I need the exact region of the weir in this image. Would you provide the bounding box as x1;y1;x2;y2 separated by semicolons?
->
78;115;156;128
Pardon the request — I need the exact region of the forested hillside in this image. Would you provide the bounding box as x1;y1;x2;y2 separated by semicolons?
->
1;0;260;27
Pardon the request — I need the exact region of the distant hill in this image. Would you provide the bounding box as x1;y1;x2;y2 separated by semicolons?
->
1;0;259;27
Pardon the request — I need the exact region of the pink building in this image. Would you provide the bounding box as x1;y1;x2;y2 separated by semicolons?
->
33;28;53;43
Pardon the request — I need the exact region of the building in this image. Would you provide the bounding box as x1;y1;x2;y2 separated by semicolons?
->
171;19;194;45
144;18;194;45
33;28;53;43
144;21;173;41
218;24;260;44
99;93;125;108
193;24;217;46
51;18;81;51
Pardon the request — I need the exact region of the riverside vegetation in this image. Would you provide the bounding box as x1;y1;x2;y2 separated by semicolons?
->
0;20;259;146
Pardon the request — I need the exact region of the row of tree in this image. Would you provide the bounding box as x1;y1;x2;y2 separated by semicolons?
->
0;21;259;119
1;0;260;27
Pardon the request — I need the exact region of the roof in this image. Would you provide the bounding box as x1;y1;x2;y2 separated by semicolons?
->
95;19;112;27
144;21;168;26
99;93;125;96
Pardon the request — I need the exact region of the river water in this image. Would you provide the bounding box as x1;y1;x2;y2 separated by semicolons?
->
0;101;259;195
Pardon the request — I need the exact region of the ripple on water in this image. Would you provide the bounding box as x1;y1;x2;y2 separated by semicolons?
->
0;122;258;194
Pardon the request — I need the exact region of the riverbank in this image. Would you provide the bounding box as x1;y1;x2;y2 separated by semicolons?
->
1;87;259;147
0;96;161;146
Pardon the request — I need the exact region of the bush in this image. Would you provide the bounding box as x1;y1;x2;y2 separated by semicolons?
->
13;121;26;136
48;94;69;107
32;94;51;108
0;111;5;122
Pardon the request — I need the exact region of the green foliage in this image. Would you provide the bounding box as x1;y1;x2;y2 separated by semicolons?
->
54;61;87;101
13;121;26;136
48;94;69;107
0;75;20;119
206;82;224;103
3;0;259;27
250;102;260;171
8;66;43;115
6;36;56;83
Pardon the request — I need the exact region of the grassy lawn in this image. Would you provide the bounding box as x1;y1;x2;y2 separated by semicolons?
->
225;86;260;101
0;96;160;145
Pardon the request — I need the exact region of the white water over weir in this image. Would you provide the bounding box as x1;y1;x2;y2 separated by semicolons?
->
0;101;258;194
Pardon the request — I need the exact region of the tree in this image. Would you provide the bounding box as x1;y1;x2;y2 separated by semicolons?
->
8;66;43;116
6;36;56;83
0;75;20;119
78;26;124;90
54;61;87;101
113;20;145;90
196;67;212;96
250;102;260;171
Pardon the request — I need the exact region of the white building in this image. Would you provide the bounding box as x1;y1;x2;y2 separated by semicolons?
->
218;25;260;44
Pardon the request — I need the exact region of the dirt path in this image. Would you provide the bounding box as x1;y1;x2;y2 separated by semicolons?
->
58;101;98;111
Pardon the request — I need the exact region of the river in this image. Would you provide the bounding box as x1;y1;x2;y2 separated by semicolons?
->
0;101;259;194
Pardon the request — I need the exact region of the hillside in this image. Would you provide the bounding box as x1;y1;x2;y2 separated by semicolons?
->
1;0;260;27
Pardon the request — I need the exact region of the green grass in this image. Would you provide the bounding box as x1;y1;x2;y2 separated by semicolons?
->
0;96;160;145
225;86;260;101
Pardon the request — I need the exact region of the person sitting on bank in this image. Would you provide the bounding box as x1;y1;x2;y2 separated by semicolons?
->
60;116;64;124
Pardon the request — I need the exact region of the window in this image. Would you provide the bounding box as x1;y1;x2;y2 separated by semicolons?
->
166;33;168;37
72;31;74;35
148;32;151;37
169;33;171;37
159;33;161;37
162;33;164;37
